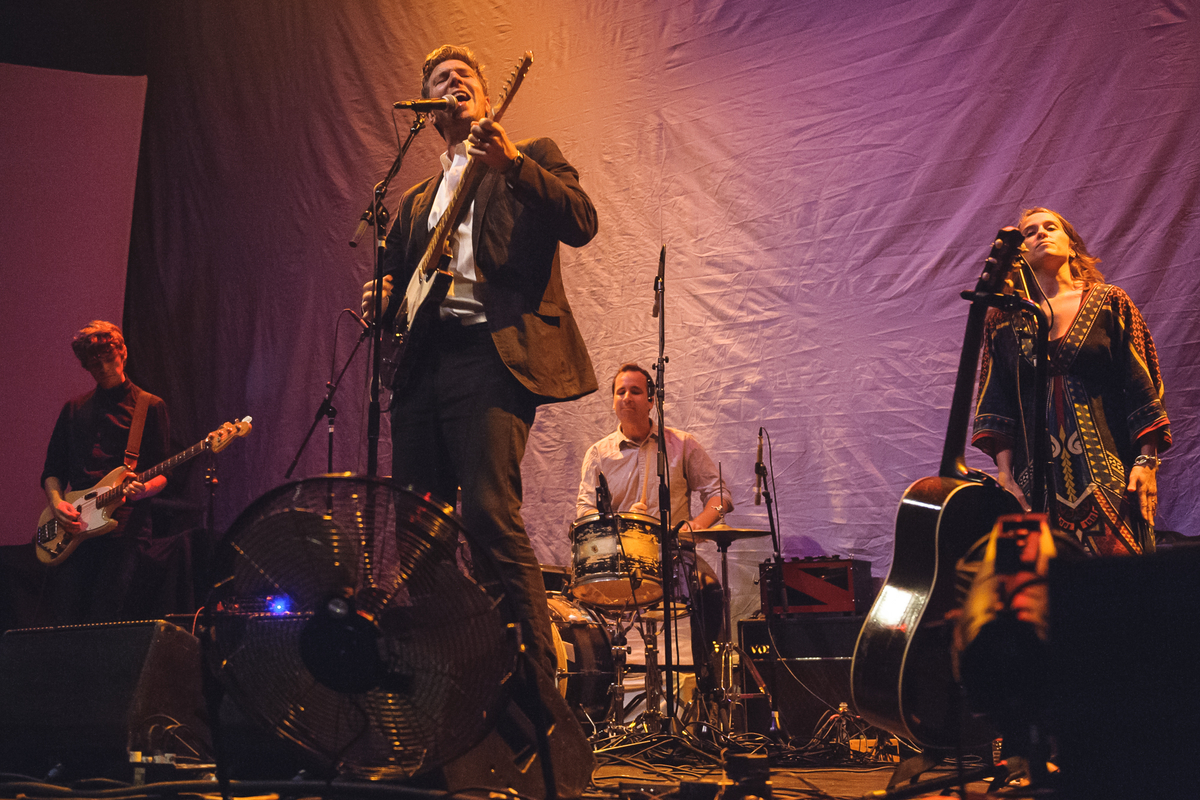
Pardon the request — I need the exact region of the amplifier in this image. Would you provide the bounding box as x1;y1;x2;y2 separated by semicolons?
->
759;557;874;615
739;616;866;739
0;620;209;774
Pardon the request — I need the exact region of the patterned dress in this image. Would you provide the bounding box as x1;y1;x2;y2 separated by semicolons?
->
972;284;1171;555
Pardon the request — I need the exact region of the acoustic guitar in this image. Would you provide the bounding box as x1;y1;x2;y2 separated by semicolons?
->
34;417;252;566
850;230;1025;750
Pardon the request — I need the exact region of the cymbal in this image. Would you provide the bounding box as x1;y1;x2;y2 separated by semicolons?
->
695;523;770;544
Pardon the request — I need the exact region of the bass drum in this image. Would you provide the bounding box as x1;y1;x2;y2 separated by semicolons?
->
547;593;616;727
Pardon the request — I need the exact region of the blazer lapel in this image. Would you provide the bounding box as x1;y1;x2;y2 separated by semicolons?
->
409;176;441;261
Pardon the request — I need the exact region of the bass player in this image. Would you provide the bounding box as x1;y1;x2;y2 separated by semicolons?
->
40;320;170;623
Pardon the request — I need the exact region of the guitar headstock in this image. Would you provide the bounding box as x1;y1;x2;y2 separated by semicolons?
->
488;51;533;125
975;227;1026;295
209;416;253;453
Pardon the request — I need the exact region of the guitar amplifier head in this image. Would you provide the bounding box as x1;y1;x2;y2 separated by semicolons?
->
759;557;875;615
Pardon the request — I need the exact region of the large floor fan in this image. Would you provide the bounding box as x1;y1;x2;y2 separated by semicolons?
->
204;475;519;780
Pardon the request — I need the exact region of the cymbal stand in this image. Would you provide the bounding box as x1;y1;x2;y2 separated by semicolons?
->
712;535;773;735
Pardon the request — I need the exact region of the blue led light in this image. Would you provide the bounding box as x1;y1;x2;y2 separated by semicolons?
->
267;595;292;615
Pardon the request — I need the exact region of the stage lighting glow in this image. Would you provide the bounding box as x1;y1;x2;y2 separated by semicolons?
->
267;595;292;614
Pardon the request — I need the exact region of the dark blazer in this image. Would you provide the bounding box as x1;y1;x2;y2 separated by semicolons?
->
384;137;598;402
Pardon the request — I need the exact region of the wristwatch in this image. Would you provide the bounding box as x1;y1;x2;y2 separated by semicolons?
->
1133;454;1161;470
505;151;524;182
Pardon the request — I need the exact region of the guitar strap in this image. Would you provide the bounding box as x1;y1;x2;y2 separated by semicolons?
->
124;390;152;472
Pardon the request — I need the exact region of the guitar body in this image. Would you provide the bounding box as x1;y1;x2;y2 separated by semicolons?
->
852;476;1022;748
389;261;454;389
35;467;128;566
850;227;1027;751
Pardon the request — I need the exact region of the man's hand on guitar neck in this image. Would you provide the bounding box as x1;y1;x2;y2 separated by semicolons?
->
121;473;167;503
362;274;394;322
467;118;520;173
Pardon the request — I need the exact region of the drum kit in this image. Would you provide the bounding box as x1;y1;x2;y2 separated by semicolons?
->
547;512;774;738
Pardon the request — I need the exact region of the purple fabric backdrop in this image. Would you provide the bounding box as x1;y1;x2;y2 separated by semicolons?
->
0;64;146;546
115;0;1198;618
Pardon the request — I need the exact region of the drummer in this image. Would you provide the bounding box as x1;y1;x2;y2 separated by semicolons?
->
575;362;732;692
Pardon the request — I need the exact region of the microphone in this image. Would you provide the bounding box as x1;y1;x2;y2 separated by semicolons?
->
597;471;615;518
393;95;458;112
651;246;665;317
754;427;765;506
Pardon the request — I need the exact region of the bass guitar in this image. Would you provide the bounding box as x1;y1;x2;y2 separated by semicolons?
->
386;51;533;388
34;416;252;566
850;230;1025;750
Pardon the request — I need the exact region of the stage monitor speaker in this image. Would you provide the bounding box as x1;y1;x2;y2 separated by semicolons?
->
1049;548;1200;799
0;620;209;775
739;616;865;740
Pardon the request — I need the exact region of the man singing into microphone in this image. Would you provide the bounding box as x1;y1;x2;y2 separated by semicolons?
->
361;45;598;689
575;363;732;693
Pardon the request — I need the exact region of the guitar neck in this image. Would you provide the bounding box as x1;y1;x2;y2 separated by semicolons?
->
939;301;988;480
416;154;490;277
96;438;212;508
138;438;212;483
938;227;1026;481
414;51;532;282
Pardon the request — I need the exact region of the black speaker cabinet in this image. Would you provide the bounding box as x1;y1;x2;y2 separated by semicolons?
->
0;620;209;774
739;616;865;740
1049;549;1200;800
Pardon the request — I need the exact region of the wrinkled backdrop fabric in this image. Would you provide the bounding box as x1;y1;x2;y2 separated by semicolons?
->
114;0;1199;619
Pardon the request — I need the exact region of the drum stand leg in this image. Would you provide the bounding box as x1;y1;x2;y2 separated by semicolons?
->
636;618;666;733
607;627;630;729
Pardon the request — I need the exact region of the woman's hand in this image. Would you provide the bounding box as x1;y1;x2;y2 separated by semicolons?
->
1127;464;1157;523
995;448;1031;511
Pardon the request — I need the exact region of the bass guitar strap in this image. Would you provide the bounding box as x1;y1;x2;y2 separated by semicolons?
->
123;390;152;472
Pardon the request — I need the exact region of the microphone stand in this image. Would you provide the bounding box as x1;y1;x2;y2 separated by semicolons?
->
361;113;426;477
758;431;788;740
651;246;679;727
284;317;371;478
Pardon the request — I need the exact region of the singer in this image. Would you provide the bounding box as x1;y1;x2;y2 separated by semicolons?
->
575;363;733;690
972;207;1171;556
359;44;598;686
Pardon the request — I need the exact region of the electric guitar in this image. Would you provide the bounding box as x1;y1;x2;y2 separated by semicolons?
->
385;52;533;388
34;416;253;566
850;230;1026;750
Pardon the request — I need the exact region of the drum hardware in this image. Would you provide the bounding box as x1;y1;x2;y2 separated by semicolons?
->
635;617;667;733
579;601;699;737
693;524;776;735
606;626;631;730
546;592;617;733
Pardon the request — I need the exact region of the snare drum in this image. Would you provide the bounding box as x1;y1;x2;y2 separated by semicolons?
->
547;593;615;724
569;512;663;608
